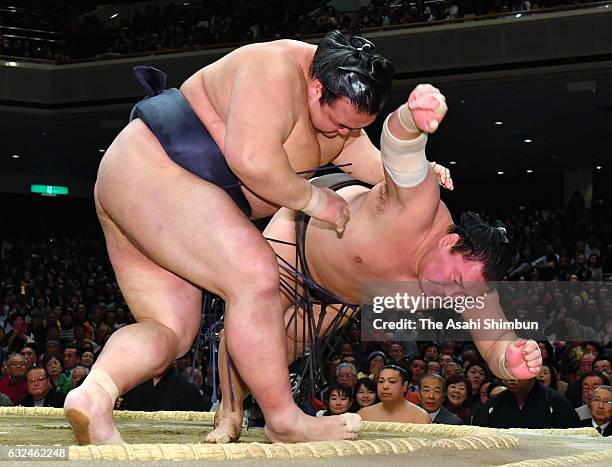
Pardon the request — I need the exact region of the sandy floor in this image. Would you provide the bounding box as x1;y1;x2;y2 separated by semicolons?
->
0;415;610;466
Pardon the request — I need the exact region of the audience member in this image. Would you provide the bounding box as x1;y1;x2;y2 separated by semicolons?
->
354;378;378;410
582;385;612;436
473;378;580;429
419;373;462;424
575;372;610;421
444;374;472;424
20;367;65;408
0;354;29;404
317;384;354;417
42;353;71;395
120;363;209;412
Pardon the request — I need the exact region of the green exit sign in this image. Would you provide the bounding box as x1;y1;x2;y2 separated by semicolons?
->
30;184;69;196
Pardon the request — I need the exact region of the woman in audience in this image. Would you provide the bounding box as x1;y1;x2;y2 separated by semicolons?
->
43;353;71;395
444;374;471;424
358;351;387;380
317;384;354;417
354;378;378;410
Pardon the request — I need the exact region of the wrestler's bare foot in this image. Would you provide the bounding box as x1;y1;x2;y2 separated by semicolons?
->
264;407;361;443
204;409;243;443
64;382;124;445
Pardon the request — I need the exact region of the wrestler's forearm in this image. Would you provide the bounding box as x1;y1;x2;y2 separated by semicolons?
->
230;151;312;211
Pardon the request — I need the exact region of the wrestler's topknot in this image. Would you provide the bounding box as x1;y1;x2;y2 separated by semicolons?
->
310;29;394;114
449;212;518;281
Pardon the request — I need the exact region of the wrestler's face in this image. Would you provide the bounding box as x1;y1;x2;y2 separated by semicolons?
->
418;234;486;298
377;368;407;403
308;81;375;136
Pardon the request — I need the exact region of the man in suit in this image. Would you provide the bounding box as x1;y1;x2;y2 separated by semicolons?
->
582;385;612;436
120;363;209;412
419;373;463;424
20;367;65;408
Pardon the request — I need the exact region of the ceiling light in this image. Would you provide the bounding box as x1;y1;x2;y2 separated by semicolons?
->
596;166;603;170
110;13;119;19
515;13;522;18
523;139;533;143
7;61;17;67
497;171;504;175
494;121;503;125
11;154;20;159
98;149;106;153
449;161;457;165
526;169;533;173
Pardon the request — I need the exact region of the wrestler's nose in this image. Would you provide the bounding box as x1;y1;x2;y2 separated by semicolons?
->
337;127;350;136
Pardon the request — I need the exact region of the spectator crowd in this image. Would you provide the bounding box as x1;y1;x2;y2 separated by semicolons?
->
1;195;611;436
0;0;607;61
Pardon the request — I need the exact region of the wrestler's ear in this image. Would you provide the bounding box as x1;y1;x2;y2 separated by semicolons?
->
438;233;460;248
308;79;324;100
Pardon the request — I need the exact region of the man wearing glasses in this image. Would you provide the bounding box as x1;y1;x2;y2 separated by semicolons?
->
20;367;65;408
0;354;29;404
584;385;612;437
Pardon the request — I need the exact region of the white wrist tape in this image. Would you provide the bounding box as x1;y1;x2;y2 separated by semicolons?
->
397;103;419;133
380;113;428;188
302;185;325;217
498;353;514;380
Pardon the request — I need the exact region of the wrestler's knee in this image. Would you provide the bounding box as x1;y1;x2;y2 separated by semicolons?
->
174;326;199;359
226;247;280;300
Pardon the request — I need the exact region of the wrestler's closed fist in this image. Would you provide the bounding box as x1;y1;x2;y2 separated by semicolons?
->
505;339;542;380
407;84;448;133
313;187;350;233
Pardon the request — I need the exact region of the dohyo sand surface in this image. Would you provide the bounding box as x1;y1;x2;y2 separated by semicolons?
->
0;411;610;466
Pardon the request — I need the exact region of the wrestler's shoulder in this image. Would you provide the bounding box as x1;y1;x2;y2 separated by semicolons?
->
357;403;382;419
234;40;310;71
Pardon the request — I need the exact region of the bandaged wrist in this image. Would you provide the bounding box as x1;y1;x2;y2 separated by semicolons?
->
380;113;428;188
498;353;514;380
302;185;325;217
397;103;419;133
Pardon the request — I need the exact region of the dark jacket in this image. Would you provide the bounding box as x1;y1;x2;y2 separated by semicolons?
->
19;391;66;408
472;381;580;429
432;406;464;425
121;366;210;412
581;418;612;437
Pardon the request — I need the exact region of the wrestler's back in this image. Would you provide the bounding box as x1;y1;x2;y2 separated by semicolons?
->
180;40;348;219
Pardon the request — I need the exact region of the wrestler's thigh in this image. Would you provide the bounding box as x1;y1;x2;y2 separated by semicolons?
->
95;119;277;300
96;202;202;351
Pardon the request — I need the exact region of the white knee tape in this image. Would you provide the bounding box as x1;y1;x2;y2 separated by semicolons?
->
88;369;119;403
380;113;428;188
